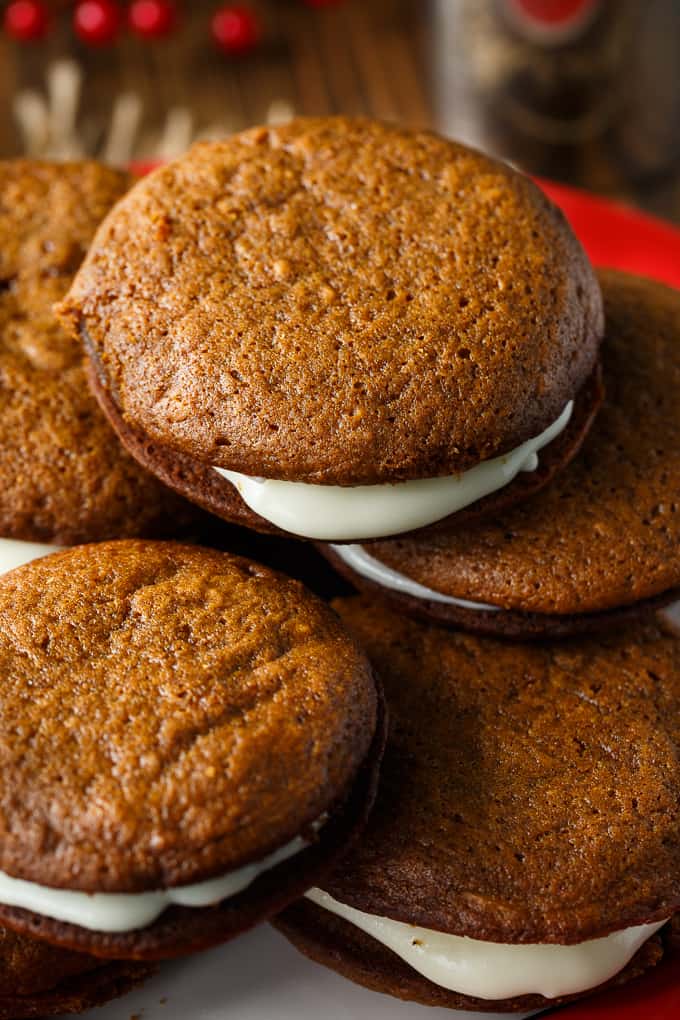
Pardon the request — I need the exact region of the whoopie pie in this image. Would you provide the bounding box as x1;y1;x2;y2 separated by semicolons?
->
277;596;679;1012
0;542;384;961
58;117;603;544
326;271;680;638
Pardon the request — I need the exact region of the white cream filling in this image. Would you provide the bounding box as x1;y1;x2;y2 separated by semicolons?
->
0;832;313;934
306;889;667;1001
213;402;573;541
330;543;499;612
0;537;59;574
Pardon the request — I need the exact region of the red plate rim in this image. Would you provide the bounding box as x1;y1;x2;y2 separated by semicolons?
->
537;178;680;288
544;939;680;1020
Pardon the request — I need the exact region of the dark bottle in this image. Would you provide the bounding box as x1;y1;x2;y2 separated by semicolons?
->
431;0;680;191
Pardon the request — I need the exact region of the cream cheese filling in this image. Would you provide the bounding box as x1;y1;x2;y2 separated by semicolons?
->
213;402;573;541
306;889;667;1001
0;831;315;934
0;538;59;574
330;543;499;612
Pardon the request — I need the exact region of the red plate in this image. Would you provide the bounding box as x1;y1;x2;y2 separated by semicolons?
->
538;179;680;289
551;951;680;1020
536;179;680;1019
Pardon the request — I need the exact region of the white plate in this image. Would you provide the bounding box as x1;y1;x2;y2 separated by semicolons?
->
64;923;527;1020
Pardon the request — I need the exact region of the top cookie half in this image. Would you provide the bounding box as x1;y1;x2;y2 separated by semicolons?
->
58;119;603;537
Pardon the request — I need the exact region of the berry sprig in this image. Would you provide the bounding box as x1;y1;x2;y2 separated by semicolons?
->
3;1;346;48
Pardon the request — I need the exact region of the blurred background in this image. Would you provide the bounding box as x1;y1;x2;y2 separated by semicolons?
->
0;0;679;220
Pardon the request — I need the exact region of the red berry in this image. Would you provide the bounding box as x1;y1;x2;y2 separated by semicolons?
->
73;0;121;46
129;0;177;39
4;0;49;41
211;5;261;56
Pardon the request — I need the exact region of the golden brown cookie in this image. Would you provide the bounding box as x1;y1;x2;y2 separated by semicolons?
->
0;542;384;960
0;159;195;545
324;271;680;637
58;118;603;542
275;596;680;1011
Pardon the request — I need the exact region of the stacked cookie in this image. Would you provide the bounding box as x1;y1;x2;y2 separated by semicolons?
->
327;270;680;639
0;159;204;1015
0;160;202;575
0;117;677;1016
59;118;603;543
0;542;383;1018
276;600;680;1011
0;155;383;1017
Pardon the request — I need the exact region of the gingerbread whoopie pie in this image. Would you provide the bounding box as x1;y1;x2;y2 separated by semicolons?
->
275;596;680;1012
58;117;603;544
326;271;680;638
0;928;153;1020
0;542;384;961
0;160;196;578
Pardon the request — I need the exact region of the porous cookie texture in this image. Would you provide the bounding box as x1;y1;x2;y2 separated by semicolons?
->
59;117;603;488
0;926;153;1019
276;597;680;1009
343;271;680;630
0;542;382;958
0;160;192;544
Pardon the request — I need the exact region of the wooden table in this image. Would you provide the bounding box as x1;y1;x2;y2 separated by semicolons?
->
0;0;678;222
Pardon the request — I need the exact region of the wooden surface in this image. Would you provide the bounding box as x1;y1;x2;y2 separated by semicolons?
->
0;0;679;222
